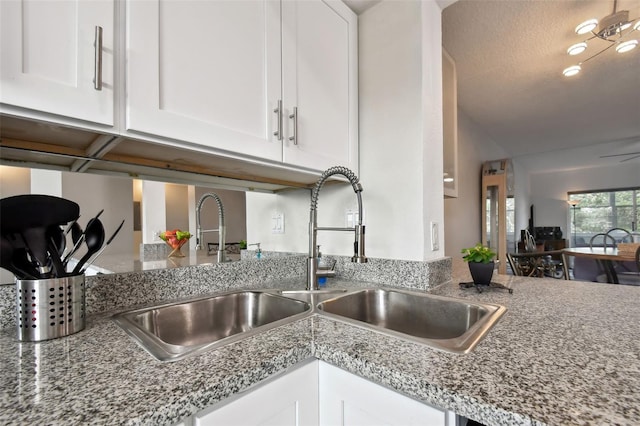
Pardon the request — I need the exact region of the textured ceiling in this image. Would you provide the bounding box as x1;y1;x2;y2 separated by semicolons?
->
443;0;640;173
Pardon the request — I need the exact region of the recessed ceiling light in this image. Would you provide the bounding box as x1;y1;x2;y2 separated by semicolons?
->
616;39;638;53
567;42;587;55
563;65;581;77
634;21;640;31
575;19;598;34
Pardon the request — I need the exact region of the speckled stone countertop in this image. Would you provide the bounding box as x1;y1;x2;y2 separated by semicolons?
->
72;251;242;276
0;258;638;425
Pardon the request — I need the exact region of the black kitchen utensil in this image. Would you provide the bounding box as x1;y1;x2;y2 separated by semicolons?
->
72;218;105;275
64;210;103;265
71;221;83;245
13;250;40;279
0;195;80;235
47;237;66;278
1;195;80;277
2;233;40;278
47;225;66;256
0;235;37;279
21;226;51;276
80;219;125;273
64;217;79;235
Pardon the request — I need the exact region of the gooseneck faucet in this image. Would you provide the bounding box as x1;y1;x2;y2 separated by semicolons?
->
196;192;227;263
308;166;367;290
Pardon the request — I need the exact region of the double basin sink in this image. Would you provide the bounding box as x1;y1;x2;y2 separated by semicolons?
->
113;287;506;362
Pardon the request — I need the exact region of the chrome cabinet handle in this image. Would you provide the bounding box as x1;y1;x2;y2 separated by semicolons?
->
93;26;103;91
273;100;283;140
288;106;298;145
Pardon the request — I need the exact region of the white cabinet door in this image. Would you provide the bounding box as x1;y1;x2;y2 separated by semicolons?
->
319;362;450;426
0;0;114;125
195;360;319;426
126;0;282;162
281;0;358;173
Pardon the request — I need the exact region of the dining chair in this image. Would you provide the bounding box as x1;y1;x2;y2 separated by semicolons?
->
606;227;633;244
589;232;617;248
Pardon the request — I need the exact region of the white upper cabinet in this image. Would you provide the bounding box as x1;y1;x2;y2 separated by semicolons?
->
1;0;357;179
281;0;358;173
127;0;357;172
0;0;114;125
126;0;283;162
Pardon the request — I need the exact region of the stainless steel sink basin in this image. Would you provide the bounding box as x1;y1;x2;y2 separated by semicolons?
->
317;288;506;354
113;290;311;361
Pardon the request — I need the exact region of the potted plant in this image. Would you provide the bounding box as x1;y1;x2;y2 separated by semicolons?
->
461;243;497;285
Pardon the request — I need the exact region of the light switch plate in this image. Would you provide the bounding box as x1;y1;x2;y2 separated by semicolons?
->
431;221;439;251
272;212;284;234
345;209;363;227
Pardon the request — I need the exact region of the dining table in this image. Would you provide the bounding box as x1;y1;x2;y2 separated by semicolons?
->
562;247;637;284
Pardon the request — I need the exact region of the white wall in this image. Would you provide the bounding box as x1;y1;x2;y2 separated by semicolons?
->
359;0;430;260
195;187;247;249
31;169;62;196
0;166;31;284
529;162;640;238
62;172;135;255
513;159;530;243
0;167;135;255
443;109;512;256
245;185;359;255
0;165;30;196
166;183;190;232
245;0;446;261
141;180;166;244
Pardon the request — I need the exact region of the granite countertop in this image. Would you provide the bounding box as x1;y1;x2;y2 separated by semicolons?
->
1;260;639;425
76;251;242;275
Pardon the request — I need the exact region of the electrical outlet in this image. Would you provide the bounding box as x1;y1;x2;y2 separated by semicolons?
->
431;222;439;251
272;212;284;234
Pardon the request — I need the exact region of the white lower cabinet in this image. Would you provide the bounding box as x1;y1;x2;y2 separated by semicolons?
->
319;361;455;426
194;360;319;426
181;360;455;426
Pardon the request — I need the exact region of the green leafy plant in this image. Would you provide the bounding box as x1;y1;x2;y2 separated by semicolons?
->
239;239;247;249
461;244;496;264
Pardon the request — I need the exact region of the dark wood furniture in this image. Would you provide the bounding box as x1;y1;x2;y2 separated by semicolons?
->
507;250;569;279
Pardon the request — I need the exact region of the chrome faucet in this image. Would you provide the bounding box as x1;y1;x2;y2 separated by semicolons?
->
308;166;367;290
196;192;227;263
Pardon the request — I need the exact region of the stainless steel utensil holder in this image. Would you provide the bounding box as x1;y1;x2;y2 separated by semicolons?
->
16;274;86;341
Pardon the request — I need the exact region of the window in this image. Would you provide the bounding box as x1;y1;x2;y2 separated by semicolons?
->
568;188;639;246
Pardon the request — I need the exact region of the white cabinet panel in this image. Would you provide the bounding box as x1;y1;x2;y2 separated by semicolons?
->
126;0;282;161
443;48;458;198
282;0;358;173
319;362;449;426
195;361;319;426
0;0;114;125
183;361;454;426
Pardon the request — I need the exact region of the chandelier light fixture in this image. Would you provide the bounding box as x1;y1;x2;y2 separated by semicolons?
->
562;0;639;77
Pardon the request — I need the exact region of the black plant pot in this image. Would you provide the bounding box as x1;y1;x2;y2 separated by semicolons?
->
468;261;494;285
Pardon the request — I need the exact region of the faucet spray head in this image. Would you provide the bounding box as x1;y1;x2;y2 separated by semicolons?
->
352;224;367;263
